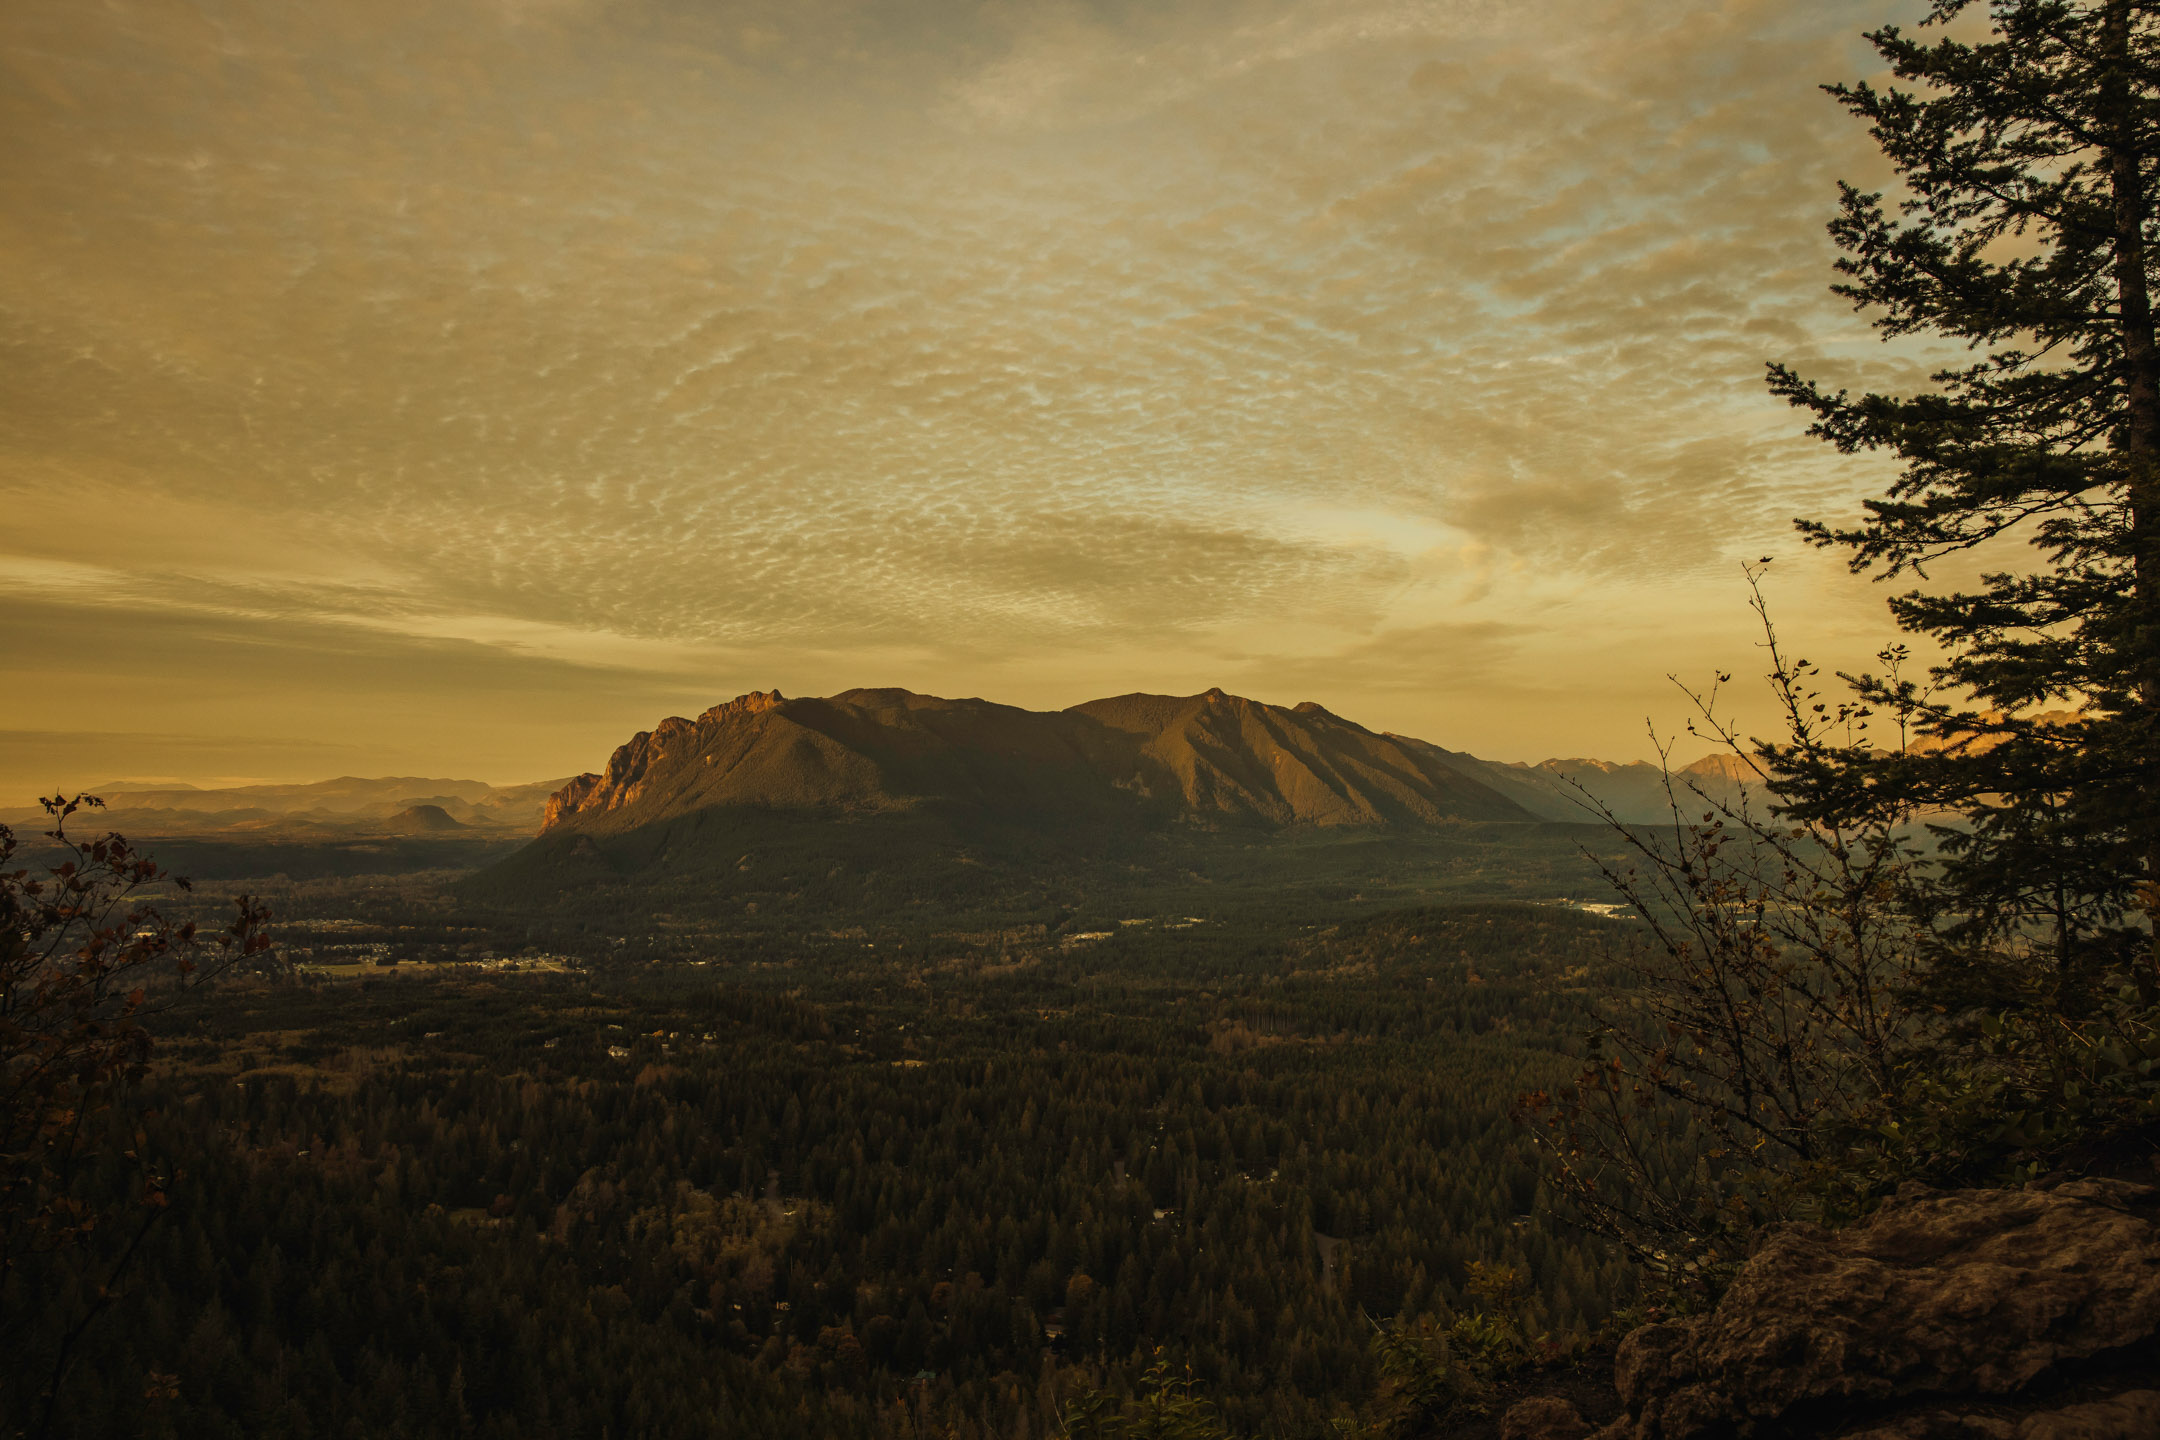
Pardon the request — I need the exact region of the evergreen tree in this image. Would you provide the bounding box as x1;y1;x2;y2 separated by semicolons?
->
1770;0;2160;980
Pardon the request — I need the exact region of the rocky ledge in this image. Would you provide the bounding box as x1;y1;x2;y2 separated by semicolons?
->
1502;1178;2160;1440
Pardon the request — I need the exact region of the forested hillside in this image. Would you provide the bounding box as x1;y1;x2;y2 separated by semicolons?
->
10;904;1639;1439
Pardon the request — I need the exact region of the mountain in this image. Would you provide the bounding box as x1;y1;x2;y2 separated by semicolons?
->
388;803;466;832
537;685;1765;843
467;686;1764;924
539;686;1538;839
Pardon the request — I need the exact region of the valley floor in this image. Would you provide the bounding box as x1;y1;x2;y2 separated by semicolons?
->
12;892;1643;1439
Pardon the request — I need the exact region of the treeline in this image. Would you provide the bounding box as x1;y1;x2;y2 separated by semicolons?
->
10;904;1641;1439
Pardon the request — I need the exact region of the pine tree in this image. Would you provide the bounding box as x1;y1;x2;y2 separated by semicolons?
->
1770;0;2160;980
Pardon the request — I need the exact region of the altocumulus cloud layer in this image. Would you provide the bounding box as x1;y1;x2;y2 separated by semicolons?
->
0;0;1940;787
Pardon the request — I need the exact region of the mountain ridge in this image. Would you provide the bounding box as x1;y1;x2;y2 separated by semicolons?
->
540;686;1542;838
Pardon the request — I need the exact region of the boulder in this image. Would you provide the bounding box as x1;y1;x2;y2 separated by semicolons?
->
1840;1389;2160;1438
1501;1394;1591;1439
1591;1179;2160;1439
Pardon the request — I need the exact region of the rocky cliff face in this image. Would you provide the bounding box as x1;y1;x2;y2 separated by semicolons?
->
541;691;797;831
1501;1179;2160;1440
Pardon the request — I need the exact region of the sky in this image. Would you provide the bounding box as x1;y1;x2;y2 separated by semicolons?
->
0;0;1956;794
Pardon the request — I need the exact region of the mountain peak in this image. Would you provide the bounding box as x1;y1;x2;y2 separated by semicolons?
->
698;690;785;725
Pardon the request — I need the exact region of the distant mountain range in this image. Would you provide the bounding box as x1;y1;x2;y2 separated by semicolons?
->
1451;750;1763;826
3;775;570;837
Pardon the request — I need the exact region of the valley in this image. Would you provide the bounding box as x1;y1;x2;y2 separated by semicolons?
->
25;899;1641;1438
17;3;2154;1433
0;687;1725;1436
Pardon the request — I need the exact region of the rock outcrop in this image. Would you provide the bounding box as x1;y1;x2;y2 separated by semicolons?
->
1501;1395;1594;1439
1501;1179;2160;1440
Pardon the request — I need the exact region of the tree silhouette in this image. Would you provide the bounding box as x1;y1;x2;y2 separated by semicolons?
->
0;794;271;1436
1770;0;2160;984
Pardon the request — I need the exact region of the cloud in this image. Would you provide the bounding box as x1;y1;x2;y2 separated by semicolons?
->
0;0;1942;777
1228;618;1534;698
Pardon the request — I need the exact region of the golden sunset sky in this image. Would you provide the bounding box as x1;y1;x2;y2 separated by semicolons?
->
0;0;1954;794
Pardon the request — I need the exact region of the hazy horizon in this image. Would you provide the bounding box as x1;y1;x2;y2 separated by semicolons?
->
6;680;1750;800
3;0;1950;796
